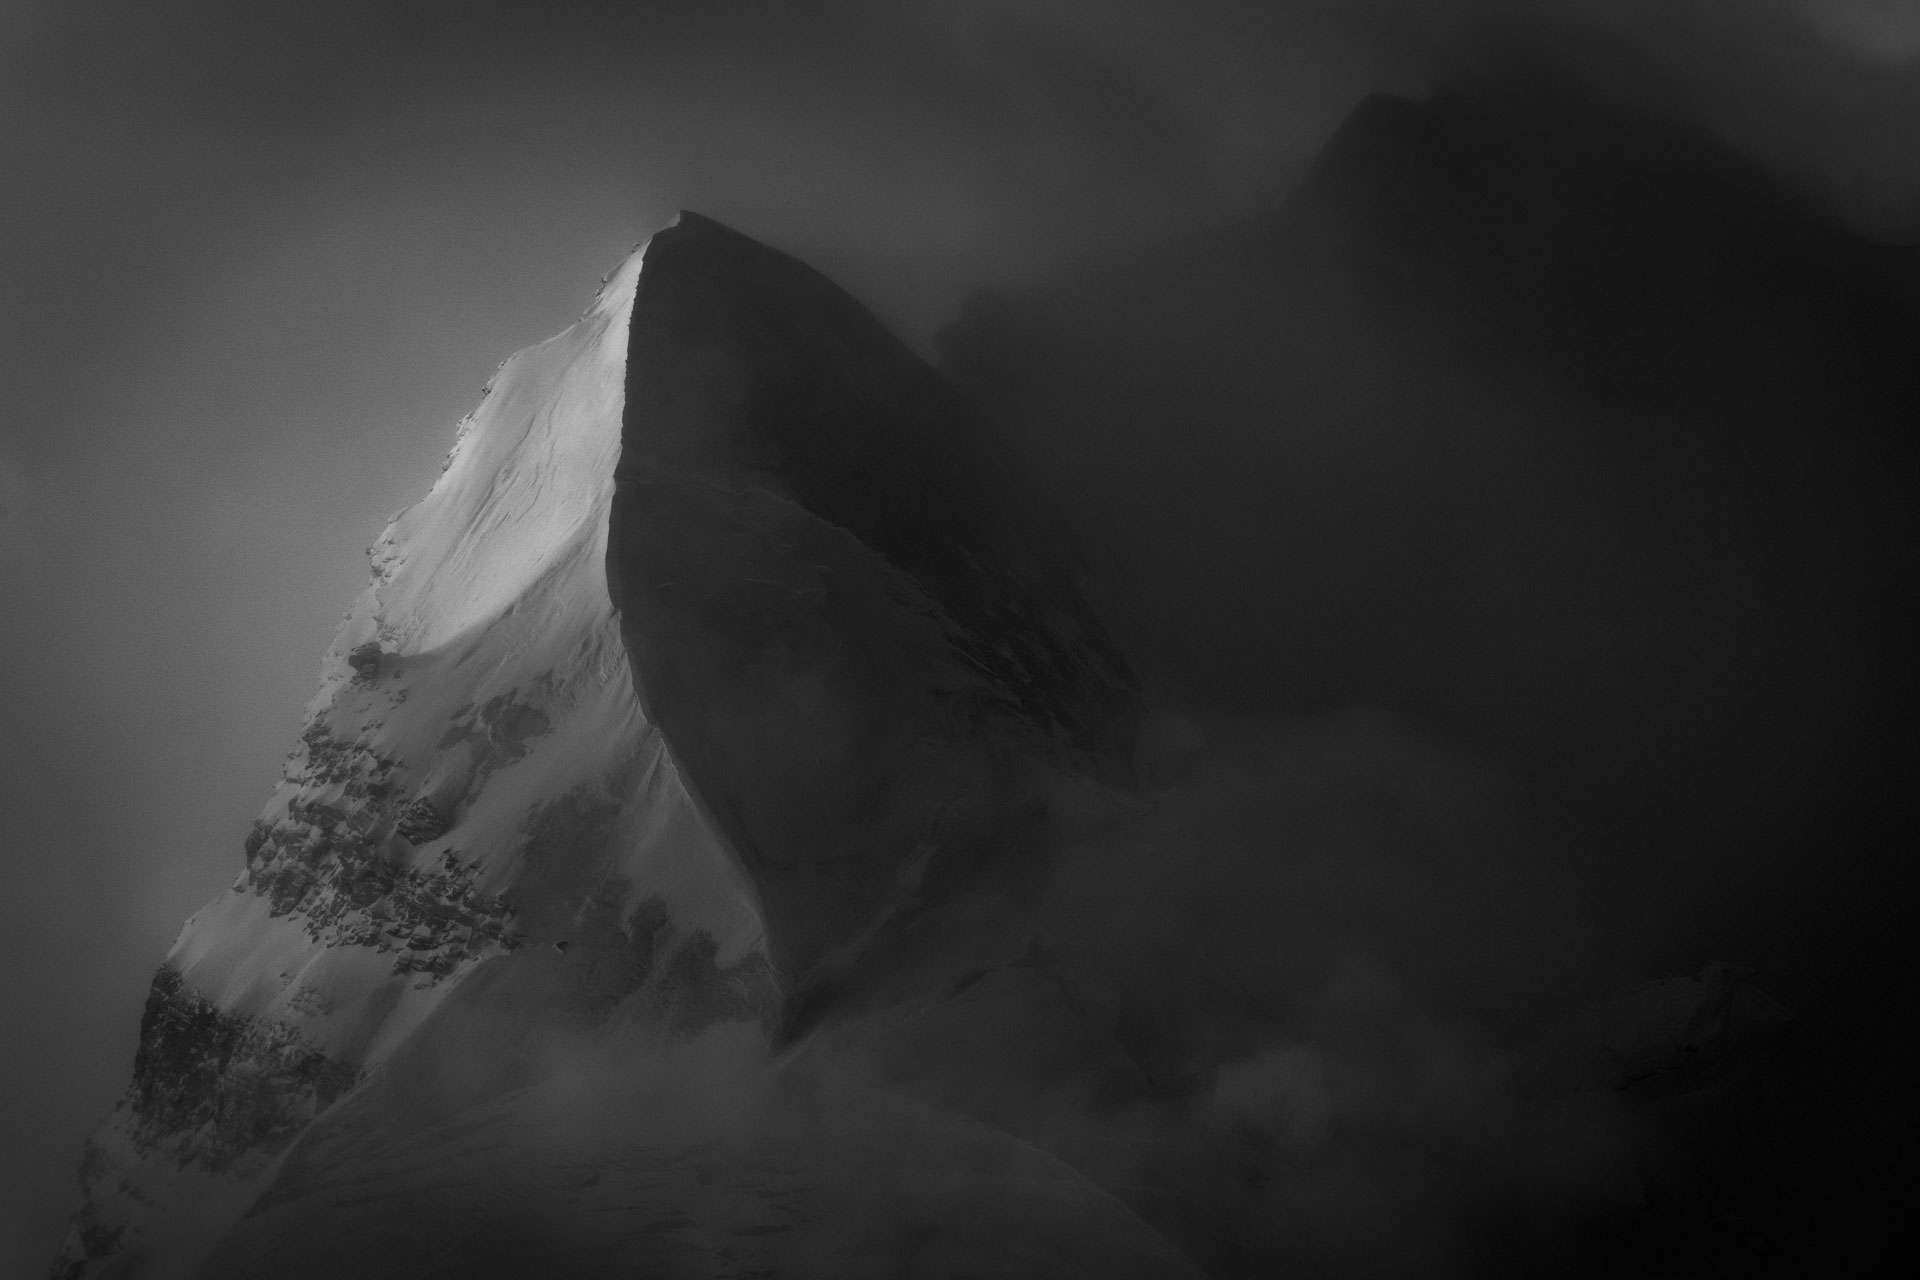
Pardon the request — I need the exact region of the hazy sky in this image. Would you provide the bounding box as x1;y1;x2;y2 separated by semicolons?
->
2;0;1915;1272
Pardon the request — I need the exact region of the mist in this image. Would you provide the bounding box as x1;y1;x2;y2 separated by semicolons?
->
5;0;1918;1274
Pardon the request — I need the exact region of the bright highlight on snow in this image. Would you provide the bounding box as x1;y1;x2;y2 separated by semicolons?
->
59;229;766;1280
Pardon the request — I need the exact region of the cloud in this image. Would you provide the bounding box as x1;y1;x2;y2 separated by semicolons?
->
1795;0;1920;61
0;452;28;563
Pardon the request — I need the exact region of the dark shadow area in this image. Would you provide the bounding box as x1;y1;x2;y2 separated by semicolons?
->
936;79;1920;1275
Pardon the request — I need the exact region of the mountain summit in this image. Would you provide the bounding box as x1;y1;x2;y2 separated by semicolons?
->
54;213;1145;1279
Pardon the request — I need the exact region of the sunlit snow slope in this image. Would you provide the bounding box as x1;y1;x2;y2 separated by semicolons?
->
56;237;766;1280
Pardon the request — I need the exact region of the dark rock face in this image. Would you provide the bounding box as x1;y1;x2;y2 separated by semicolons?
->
608;213;1138;994
395;796;450;845
243;729;516;975
346;641;384;680
435;691;553;776
128;967;359;1171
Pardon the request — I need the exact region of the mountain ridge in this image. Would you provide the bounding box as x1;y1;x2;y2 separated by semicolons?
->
54;210;1142;1279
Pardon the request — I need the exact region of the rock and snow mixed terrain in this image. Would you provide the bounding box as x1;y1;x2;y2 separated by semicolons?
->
56;227;772;1279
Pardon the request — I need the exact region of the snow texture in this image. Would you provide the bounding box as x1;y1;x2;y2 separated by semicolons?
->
56;233;765;1280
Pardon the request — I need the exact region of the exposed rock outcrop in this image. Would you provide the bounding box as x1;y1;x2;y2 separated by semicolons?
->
345;641;384;681
393;796;449;845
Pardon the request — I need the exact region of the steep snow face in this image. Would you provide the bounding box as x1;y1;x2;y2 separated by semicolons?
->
357;249;636;659
57;241;765;1280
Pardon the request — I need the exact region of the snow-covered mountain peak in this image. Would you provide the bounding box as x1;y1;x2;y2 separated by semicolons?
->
55;227;769;1280
56;211;1142;1279
347;237;647;663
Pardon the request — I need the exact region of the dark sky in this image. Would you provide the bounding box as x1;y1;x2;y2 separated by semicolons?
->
2;0;1915;1272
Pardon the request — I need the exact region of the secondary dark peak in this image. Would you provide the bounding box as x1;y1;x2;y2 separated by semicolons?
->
609;212;1138;1000
1298;83;1816;245
1288;85;1920;395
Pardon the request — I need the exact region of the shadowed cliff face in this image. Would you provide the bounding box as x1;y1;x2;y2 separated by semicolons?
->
607;213;1139;998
